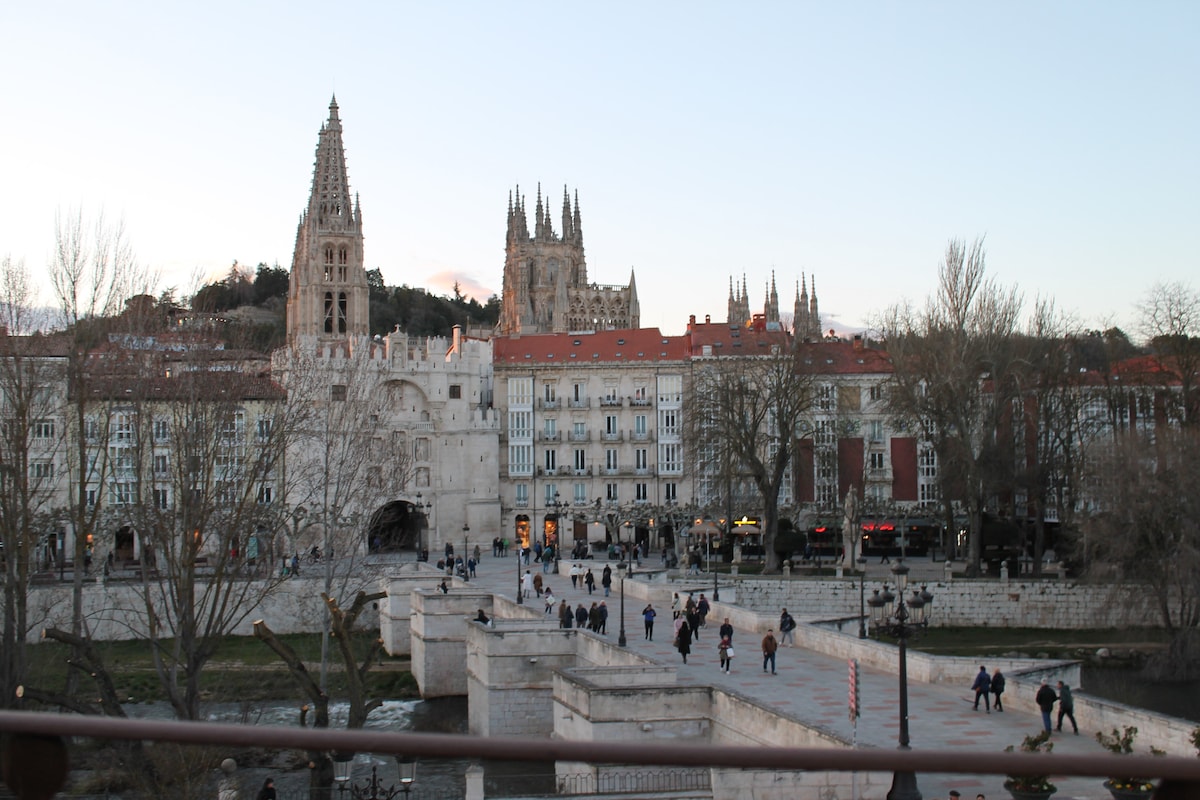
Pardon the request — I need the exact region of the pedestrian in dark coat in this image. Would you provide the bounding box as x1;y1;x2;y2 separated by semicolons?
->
971;665;992;712
601;565;612;596
718;617;733;643
676;620;693;663
991;668;1006;712
1035;678;1058;733
575;603;588;629
1056;680;1079;733
643;604;657;640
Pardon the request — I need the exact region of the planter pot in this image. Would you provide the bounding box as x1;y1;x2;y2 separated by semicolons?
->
1103;779;1155;800
1005;784;1056;800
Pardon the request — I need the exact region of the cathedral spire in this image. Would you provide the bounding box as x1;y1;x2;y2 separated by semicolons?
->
572;189;582;245
561;185;572;240
535;183;545;239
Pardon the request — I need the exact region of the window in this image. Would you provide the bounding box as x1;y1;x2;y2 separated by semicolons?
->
816;484;836;507
331;384;348;401
154;488;170;510
605;449;618;472
84;418;99;441
113;412;135;442
634;414;648;438
869;452;885;471
573;483;588;505
515;483;529;507
635;448;648;472
920;482;940;503
658;443;681;474
571;382;586;406
658;409;677;437
542;382;557;407
602;382;620;405
574;449;586;471
544;484;559;505
544;449;557;471
508;377;533;407
257;485;273;505
543;418;557;439
415;437;431;461
109;482;136;505
818;384;835;412
508;411;532;439
869;384;885;402
257;418;272;441
572;421;586;441
154;454;169;475
919;448;937;478
605;415;618;438
657;375;682;404
663;482;677;502
606;483;619;502
154;419;170;442
869;420;884;442
632;386;649;405
449;384;462;399
509;444;533;475
635;483;648;501
817;451;835;480
32;461;54;479
814;420;835;446
85;488;97;508
33;419;55;439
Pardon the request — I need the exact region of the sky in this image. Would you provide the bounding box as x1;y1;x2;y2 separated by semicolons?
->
1;2;1197;337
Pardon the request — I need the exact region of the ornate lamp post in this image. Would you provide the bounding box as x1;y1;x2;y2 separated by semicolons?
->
617;519;633;647
868;561;933;800
462;524;470;583
332;753;418;800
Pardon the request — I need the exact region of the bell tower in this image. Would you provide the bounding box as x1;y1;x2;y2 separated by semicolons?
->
287;96;369;347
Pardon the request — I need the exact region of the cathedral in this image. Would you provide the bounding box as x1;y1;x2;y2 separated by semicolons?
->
498;185;639;335
286;97;370;347
726;272;823;340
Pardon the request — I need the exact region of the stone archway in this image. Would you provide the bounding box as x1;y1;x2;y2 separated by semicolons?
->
366;501;424;554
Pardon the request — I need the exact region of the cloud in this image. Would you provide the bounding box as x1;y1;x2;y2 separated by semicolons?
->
426;271;498;303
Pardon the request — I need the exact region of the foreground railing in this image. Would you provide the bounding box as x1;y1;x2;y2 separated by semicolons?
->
2;710;1199;798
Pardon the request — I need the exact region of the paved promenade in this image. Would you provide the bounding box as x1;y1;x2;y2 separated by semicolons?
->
452;551;1118;799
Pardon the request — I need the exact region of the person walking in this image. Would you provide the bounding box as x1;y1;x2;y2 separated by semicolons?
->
971;665;992;712
719;617;734;644
543;588;556;614
574;603;588;629
559;600;573;628
1035;678;1058;733
643;604;657;640
533;572;543;597
588;602;601;632
779;608;797;646
1055;680;1079;734
676;619;693;664
991;668;1006;712
671;592;681;619
718;635;734;673
570;563;581;589
761;629;778;674
601;564;612;596
584;568;596;594
697;594;710;627
598;601;608;634
522;570;534;599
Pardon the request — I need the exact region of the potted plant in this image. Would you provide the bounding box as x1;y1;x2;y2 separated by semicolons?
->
1095;726;1157;800
1003;730;1057;800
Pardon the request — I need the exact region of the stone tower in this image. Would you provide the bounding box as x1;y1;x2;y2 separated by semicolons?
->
287;97;370;347
499;185;639;335
794;274;822;340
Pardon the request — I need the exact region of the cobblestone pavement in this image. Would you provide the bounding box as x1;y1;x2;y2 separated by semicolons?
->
452;552;1112;800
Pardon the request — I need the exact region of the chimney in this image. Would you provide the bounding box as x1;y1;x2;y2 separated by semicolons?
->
853;334;864;351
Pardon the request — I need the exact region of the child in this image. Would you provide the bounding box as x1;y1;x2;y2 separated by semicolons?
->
718;636;733;673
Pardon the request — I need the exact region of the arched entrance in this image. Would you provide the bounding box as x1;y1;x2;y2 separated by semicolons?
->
366;501;425;554
514;515;530;551
114;525;136;563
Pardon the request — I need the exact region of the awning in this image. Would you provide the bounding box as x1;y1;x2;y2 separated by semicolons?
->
688;521;723;537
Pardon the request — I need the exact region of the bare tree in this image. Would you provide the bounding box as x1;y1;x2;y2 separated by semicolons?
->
875;238;1023;575
1083;427;1200;678
686;339;817;571
1138;281;1200;427
276;343;413;688
0;256;69;708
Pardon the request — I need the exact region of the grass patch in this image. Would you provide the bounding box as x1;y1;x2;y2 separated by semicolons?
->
23;633;417;705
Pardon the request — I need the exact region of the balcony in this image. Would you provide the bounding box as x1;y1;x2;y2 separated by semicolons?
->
599;396;623;408
538;398;559;410
568;431;590;442
629;396;652;407
630;430;652;441
539;431;560;442
568;398;590;409
601;431;623;442
572;467;592;477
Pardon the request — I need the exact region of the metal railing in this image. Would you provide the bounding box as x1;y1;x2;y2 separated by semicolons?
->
2;710;1200;797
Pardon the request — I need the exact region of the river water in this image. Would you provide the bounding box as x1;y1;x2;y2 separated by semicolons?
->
124;696;551;799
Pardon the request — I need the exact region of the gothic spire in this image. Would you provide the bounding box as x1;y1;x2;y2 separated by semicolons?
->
572;189;583;245
562;185;572;240
534;183;545;238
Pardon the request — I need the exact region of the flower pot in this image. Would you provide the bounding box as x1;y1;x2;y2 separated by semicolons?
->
1005;789;1056;800
1103;779;1155;800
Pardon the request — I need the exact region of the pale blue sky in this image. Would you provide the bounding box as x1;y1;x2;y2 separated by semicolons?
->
2;2;1196;336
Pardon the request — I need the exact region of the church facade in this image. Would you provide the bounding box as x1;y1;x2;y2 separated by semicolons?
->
498;185;639;335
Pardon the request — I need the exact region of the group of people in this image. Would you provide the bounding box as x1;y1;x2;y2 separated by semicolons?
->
971;667;1078;735
559;599;608;633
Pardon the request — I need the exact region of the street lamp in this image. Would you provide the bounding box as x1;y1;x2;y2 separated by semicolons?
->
617;519;633;648
462;524;470;583
869;561;934;800
332;752;418;800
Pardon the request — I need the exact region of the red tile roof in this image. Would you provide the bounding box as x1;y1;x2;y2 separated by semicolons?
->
494;328;688;364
